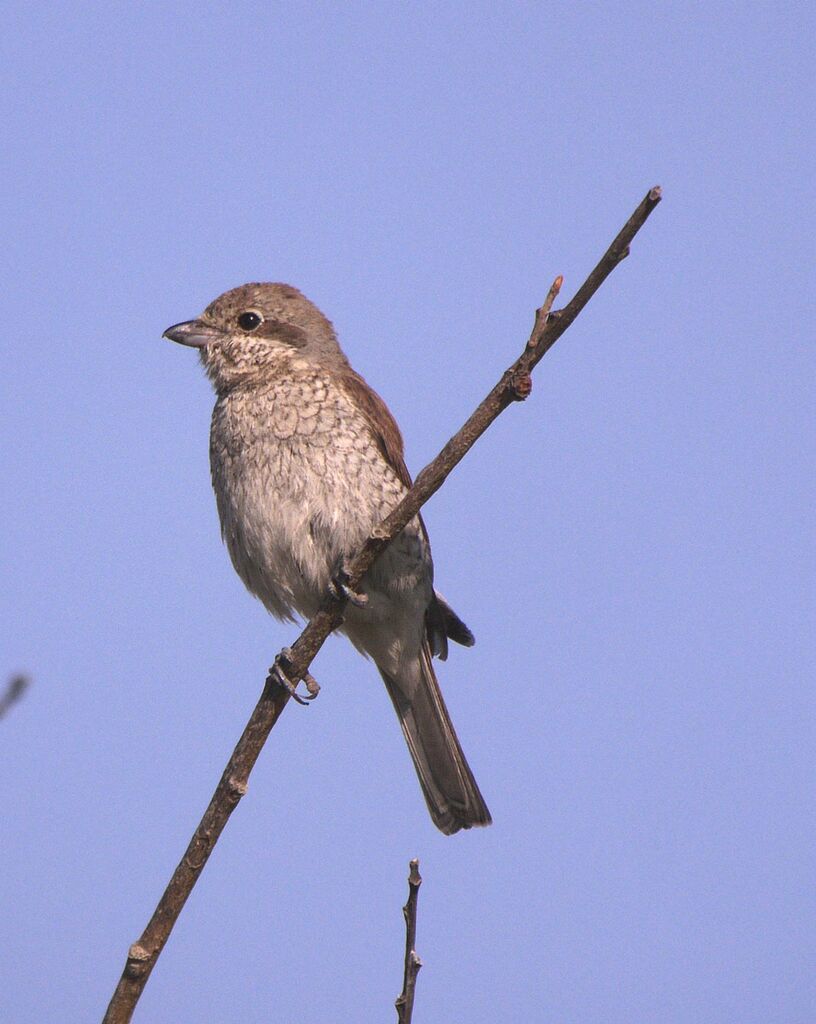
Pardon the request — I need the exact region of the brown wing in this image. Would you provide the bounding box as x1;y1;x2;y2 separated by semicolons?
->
337;368;476;658
338;367;413;488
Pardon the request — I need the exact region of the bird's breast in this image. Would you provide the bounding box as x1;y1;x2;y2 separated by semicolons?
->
207;374;415;620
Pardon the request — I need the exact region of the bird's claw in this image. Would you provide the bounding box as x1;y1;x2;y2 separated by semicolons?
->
329;560;368;608
267;647;320;705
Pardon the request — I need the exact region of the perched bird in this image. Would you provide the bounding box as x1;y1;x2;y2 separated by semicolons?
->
164;283;491;834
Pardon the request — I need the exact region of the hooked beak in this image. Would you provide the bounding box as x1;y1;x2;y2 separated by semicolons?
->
163;319;223;348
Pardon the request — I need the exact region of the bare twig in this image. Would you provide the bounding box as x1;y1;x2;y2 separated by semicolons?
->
395;859;423;1023
102;186;662;1023
0;674;30;719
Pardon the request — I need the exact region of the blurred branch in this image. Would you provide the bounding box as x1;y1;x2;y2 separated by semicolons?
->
102;186;662;1023
395;859;423;1024
0;674;30;719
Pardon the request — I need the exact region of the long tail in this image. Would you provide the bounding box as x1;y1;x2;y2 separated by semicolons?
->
379;646;492;835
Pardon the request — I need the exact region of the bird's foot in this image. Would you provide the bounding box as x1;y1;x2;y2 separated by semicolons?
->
329;559;368;608
266;647;320;705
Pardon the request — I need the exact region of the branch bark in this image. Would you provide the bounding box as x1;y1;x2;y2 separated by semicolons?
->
395;859;423;1023
102;186;662;1023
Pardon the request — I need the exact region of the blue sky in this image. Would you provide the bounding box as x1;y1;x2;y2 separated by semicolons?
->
2;3;814;1022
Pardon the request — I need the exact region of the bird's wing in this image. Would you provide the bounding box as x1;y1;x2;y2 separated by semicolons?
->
337;368;413;488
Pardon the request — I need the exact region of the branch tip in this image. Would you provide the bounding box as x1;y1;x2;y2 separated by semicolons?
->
396;858;423;1023
0;673;30;719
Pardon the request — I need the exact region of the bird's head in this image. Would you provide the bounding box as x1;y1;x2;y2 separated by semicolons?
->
164;282;347;391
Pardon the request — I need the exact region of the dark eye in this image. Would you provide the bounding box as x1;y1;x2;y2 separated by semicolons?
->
238;311;262;332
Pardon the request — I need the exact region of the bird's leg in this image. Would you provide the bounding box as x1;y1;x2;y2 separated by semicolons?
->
266;647;320;705
329;557;369;608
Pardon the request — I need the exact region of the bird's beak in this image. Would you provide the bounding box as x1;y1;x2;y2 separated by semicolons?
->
163;319;223;348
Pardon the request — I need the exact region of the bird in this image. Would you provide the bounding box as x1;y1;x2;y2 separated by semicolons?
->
164;283;491;835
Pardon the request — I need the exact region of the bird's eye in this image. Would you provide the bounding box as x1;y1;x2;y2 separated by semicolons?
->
238;311;262;332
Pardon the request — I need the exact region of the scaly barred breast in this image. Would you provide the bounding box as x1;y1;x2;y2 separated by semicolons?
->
208;372;429;623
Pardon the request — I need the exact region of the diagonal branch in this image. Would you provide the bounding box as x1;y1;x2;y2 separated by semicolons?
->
102;186;662;1023
0;674;30;720
395;859;423;1023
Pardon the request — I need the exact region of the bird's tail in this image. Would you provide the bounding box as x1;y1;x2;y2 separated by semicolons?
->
379;646;492;835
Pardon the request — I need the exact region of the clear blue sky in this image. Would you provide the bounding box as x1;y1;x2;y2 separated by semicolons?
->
2;3;813;1022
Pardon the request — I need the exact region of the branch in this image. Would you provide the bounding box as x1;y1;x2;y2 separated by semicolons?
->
395;859;423;1023
0;674;30;720
102;186;662;1023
